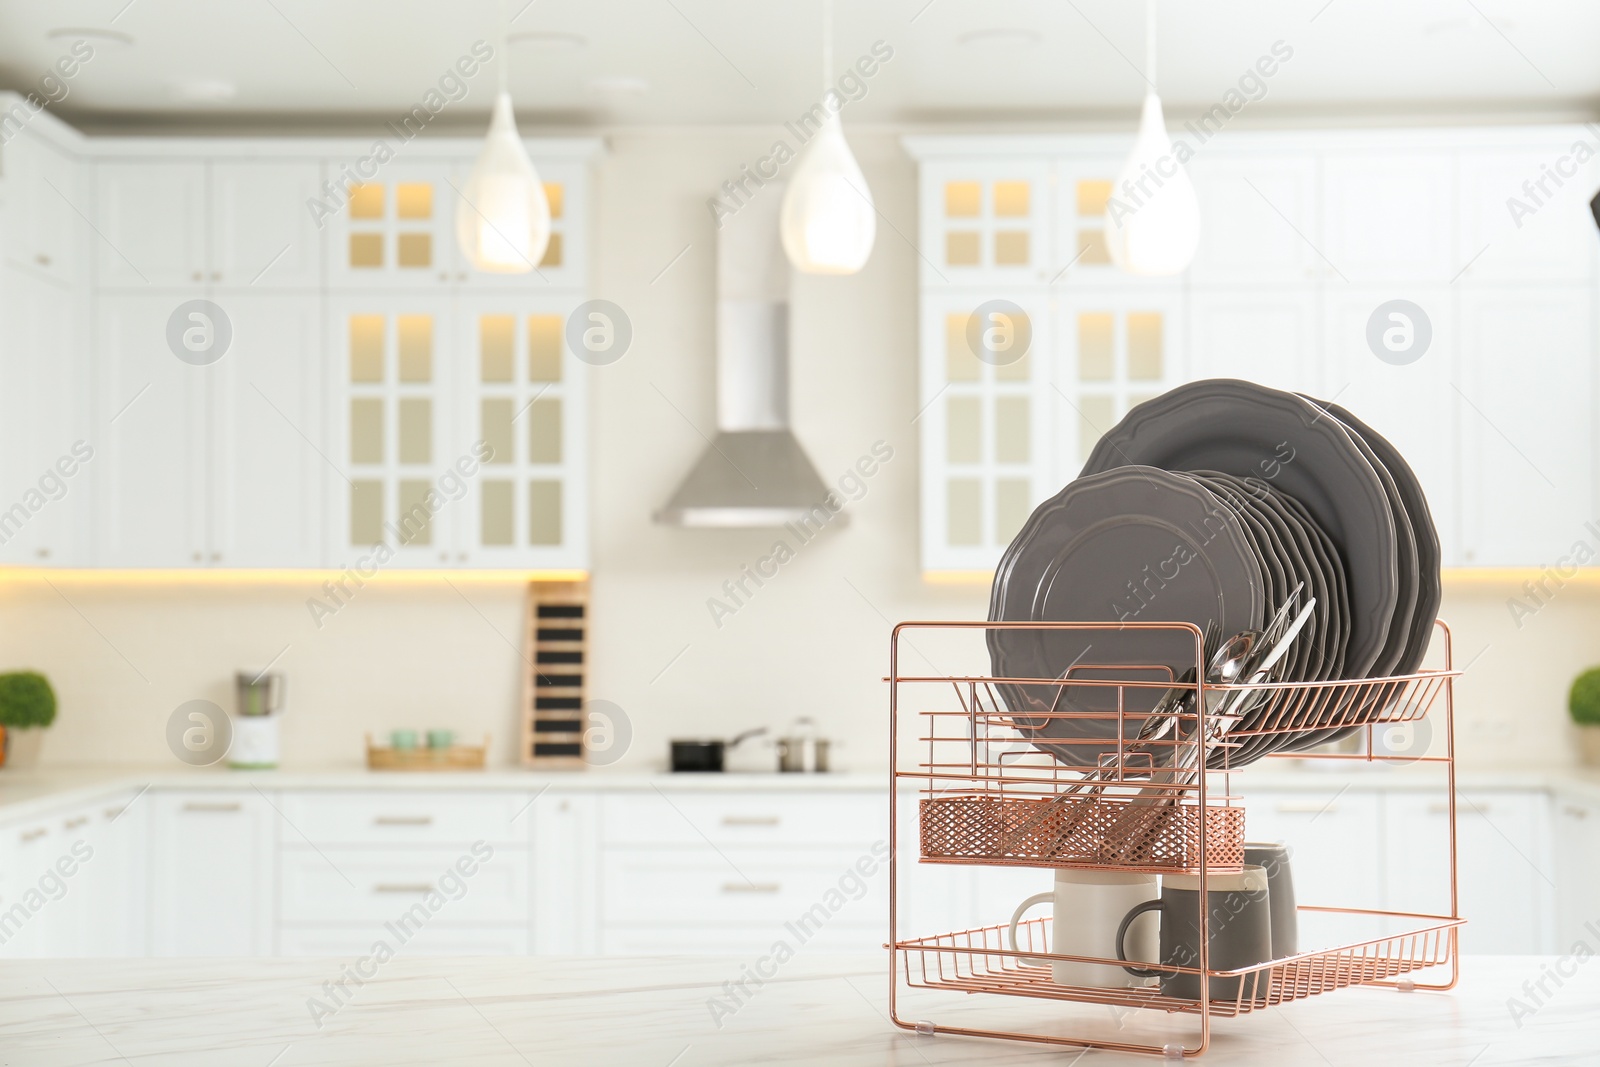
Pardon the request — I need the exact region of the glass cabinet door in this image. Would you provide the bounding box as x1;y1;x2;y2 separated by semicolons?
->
453;295;587;568
330;297;460;567
918;293;1051;573
327;163;457;287
917;161;1052;288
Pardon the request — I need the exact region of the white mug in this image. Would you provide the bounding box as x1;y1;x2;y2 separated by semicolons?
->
1008;869;1160;986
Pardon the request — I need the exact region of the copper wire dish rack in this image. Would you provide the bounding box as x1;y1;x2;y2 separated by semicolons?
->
887;619;1463;1059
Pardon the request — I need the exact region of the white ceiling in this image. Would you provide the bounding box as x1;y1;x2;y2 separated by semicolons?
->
0;0;1596;128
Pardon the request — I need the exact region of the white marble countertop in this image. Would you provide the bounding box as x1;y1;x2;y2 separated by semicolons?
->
0;954;1588;1065
3;762;1600;820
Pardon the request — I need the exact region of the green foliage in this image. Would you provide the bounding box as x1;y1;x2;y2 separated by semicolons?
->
0;672;56;729
1569;667;1600;727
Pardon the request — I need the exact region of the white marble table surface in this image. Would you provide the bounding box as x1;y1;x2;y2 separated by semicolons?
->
0;954;1592;1065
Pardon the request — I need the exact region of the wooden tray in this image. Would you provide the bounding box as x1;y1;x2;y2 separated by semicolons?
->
365;734;488;771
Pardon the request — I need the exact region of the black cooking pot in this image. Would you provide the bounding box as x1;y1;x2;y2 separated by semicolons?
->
669;729;765;772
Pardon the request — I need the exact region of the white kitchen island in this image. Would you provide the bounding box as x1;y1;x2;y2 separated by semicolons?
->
0;954;1591;1065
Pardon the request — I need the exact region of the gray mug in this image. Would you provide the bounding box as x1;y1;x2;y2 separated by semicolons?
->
1115;865;1273;1002
1244;841;1297;958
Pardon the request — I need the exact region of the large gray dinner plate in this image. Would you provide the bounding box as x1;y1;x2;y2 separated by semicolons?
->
988;466;1265;768
1081;379;1398;691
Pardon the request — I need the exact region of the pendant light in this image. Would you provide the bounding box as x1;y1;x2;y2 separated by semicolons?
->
780;0;875;274
456;16;551;273
1105;0;1200;276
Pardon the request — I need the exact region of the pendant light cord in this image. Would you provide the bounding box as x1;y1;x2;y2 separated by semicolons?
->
1145;0;1156;94
822;0;834;93
498;0;509;94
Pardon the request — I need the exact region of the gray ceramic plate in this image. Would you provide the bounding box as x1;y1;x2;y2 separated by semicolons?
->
1081;379;1398;690
987;466;1265;768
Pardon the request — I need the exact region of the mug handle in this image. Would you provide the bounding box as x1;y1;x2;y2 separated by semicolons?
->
1007;892;1054;967
1115;898;1169;978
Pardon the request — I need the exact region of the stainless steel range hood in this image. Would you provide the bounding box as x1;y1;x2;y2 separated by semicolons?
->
655;182;838;528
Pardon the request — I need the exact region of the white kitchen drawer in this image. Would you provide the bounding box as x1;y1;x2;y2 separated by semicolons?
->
277;791;532;847
279;846;529;924
278;923;531;957
600;792;884;848
601;847;888;928
599;923;881;955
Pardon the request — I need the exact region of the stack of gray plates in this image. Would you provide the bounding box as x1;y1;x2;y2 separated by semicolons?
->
987;379;1440;770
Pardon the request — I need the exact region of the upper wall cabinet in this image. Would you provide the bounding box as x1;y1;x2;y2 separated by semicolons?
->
905;129;1600;574
1;129;84;286
94;159;323;289
325;158;587;291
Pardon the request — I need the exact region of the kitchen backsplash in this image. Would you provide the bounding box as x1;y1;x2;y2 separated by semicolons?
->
0;131;1592;772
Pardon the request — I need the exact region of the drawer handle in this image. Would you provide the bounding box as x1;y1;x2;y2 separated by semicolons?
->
183;802;242;813
1275;801;1336;814
721;816;780;827
374;815;434;826
1564;805;1590;820
63;817;89;830
722;882;781;894
104;808;124;820
373;884;435;895
20;828;47;842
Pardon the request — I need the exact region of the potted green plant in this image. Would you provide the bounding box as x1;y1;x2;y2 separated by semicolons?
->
1568;667;1600;767
0;671;57;770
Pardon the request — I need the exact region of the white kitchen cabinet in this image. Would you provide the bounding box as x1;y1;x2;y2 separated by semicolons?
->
97;291;327;568
533;793;597;954
279;846;530;924
147;791;274;956
1244;789;1385;949
1457;286;1595;567
1321;151;1456;283
1552;793;1600;952
1187;290;1321;397
0;809;62;957
94;161;208;287
1456;146;1599;285
915;159;1054;289
0;265;91;567
95;293;210;566
209;294;325;567
2;130;83;286
209;160;323;288
1384;790;1553;954
1188;154;1321;286
1321;285;1460;565
908;129;1599;574
918;290;1053;572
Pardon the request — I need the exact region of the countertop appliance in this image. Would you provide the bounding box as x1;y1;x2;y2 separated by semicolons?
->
230;670;282;770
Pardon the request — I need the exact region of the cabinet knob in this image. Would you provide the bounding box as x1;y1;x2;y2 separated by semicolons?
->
35;547;49;559
192;551;203;562
35;254;50;267
1564;805;1590;819
210;271;221;281
210;552;221;562
20;828;47;842
439;551;448;561
457;272;468;282
192;271;203;282
439;272;449;281
458;552;468;562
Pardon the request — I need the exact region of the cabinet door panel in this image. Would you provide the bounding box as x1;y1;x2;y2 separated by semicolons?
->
209;295;324;567
1384;791;1551;954
918;160;1053;288
96;294;209;567
1321;152;1455;283
1457;147;1599;284
0;269;90;566
1321;286;1459;566
94;161;207;288
1458;286;1594;566
3;133;81;284
1243;790;1384;949
1187;290;1320;396
1553;795;1600;952
210;160;323;287
325;162;456;288
1188;155;1319;284
147;791;273;956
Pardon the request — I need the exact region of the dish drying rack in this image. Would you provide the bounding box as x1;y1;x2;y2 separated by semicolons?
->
887;619;1464;1059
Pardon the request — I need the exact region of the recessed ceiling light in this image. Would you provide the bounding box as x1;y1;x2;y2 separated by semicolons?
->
45;26;134;46
171;79;237;103
587;76;650;97
507;31;587;49
956;27;1042;48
